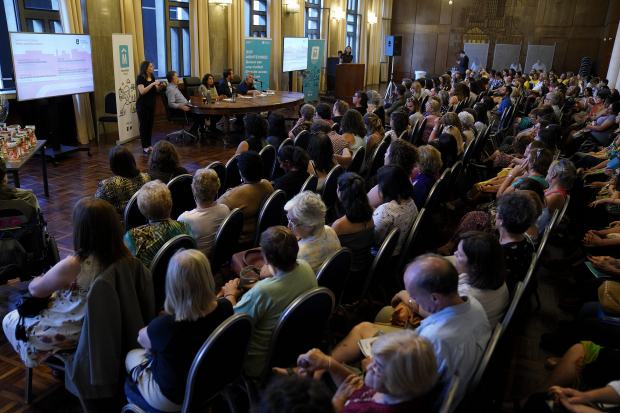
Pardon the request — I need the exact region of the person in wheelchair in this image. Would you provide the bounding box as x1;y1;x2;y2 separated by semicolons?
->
0;157;40;211
2;197;133;367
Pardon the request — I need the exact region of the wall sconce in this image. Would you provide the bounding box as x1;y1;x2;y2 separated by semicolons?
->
283;1;300;14
368;12;377;24
333;8;345;21
209;0;232;8
449;0;453;4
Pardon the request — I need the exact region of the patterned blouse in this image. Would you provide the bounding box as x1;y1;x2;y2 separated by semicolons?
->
124;220;194;269
297;225;341;273
372;199;418;256
94;173;151;220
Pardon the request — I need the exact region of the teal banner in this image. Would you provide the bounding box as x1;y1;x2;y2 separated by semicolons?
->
244;38;272;90
304;39;325;101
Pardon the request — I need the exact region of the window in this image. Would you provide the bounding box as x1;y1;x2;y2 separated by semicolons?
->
246;0;266;38
345;0;358;62
142;0;191;79
17;0;61;33
305;0;320;40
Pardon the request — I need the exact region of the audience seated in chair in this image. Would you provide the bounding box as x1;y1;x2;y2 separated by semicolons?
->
124;249;233;412
266;112;289;148
332;110;367;153
372;165;418;256
280;191;341;274
3;197;135;367
222;226;318;377
411;145;442;209
235;112;268;156
290;104;316;140
0;158;40;212
366;90;386;129
351;90;368;117
288;330;438;413
363;113;384;163
272;146;311;200
295;254;490;409
368;140;419;208
315;103;335;126
312;120;352;165
307;133;337;193
216;150;274;249
385;85;407;116
178;168;230;258
124;180;194;268
331;100;349;126
146;141;189;184
258;375;335;413
95;146;150;220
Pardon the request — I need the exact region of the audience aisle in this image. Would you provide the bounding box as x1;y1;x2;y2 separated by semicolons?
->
0;87;574;412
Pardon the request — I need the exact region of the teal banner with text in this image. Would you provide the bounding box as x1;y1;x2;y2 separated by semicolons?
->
304;39;324;101
244;38;272;90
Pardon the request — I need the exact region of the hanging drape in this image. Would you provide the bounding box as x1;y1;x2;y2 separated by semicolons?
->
227;0;245;78
58;0;95;145
190;0;211;78
331;0;346;56
267;0;282;91
380;0;393;83
321;0;331;58
362;0;382;85
119;0;145;76
289;0;305;92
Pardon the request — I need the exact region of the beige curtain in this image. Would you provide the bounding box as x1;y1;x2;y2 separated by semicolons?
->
58;0;95;144
362;0;382;85
290;0;305;92
321;0;331;59
120;0;145;76
267;0;282;91
190;0;211;78
331;0;346;57
380;0;393;62
227;0;245;77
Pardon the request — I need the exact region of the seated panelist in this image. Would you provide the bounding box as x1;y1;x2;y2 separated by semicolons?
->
238;72;261;96
165;70;204;137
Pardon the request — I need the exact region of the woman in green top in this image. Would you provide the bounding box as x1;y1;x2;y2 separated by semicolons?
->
124;180;194;269
199;73;226;134
497;147;554;197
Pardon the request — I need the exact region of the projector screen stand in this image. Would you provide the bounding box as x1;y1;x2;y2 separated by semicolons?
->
37;96;91;166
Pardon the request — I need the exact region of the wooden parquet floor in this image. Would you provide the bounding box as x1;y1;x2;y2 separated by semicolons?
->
0;106;575;412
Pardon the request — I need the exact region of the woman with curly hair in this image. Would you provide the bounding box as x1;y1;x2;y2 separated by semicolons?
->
368;139;419;207
385;109;411;141
266;112;288;147
307;133;336;192
339;109;367;152
235;112;268;155
146;141;188;184
363;113;384;162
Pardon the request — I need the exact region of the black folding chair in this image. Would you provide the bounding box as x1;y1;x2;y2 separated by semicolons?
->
259;145;277;181
223;155;241;194
294;130;311;150
168;174;196;220
206;161;227;198
254;190;287;247
299;174;318;193
149;234;197;311
348;147;365;174
210;208;244;275
321;165;345;222
123;191;148;232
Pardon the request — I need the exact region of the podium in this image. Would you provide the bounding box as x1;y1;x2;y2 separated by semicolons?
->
334;63;365;102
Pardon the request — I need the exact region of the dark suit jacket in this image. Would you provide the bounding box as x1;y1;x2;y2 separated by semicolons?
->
386;96;406;115
459;55;469;74
218;78;234;97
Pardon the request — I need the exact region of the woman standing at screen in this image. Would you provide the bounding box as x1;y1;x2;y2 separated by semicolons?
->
136;61;166;154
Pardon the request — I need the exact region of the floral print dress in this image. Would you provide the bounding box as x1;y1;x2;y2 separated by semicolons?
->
2;256;100;367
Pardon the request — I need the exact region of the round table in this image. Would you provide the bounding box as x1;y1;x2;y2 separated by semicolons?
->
187;91;305;141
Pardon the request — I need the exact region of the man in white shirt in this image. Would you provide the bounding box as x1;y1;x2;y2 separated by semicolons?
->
165;70;202;137
328;254;492;411
532;60;547;72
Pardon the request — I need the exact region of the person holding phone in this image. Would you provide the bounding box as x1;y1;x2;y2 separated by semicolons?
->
137;61;166;154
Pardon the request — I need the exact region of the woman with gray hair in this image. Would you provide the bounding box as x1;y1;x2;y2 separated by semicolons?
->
283;191;341;273
458;110;476;148
125;249;233;411
366;89;386;128
178;169;230;258
290;330;438;412
289;104;316;140
124;180;195;268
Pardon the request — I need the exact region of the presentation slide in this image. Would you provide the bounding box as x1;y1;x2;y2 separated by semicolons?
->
10;32;94;101
283;37;308;72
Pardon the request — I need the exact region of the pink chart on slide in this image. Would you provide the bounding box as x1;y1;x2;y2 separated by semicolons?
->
13;48;94;99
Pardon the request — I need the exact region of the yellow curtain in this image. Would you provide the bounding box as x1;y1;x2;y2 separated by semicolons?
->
321;0;331;59
227;0;245;78
58;0;95;145
267;0;282;91
290;0;305;92
331;0;346;58
120;0;145;76
190;0;211;78
363;0;382;85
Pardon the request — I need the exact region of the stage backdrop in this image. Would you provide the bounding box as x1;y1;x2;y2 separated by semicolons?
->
244;38;272;90
525;45;556;73
112;33;140;145
304;39;325;102
493;44;522;72
464;43;489;73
